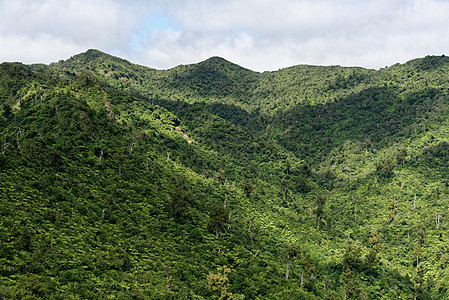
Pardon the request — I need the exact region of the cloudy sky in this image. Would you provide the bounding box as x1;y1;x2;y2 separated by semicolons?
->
0;0;448;71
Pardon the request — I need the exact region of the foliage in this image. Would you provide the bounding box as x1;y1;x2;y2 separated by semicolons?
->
2;50;449;298
207;204;229;237
206;266;234;300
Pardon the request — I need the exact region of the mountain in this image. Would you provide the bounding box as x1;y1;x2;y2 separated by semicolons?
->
2;50;449;298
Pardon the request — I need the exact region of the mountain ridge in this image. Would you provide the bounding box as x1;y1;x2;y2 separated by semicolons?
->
47;50;449;109
54;49;449;73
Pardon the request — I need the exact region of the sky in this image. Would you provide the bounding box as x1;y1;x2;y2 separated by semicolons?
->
1;0;449;72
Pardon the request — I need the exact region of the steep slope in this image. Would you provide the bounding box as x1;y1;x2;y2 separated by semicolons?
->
0;63;324;299
2;52;449;298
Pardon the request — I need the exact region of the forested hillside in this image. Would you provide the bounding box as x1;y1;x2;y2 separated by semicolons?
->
2;50;449;298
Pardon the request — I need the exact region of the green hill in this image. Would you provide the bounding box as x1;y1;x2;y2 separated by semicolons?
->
2;50;449;298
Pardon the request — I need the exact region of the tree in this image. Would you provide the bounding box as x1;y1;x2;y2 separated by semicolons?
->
280;178;289;201
207;266;244;300
241;179;254;198
369;231;383;252
216;168;226;184
365;232;383;271
302;162;312;176
388;199;398;222
265;124;273;135
377;156;394;177
341;268;360;299
396;147;407;165
300;253;316;288
315;195;326;229
343;243;361;270
115;147;126;175
295;176;309;193
411;262;425;300
285;244;301;280
11;274;45;299
341;242;362;298
208;204;229;237
285;157;291;176
17;226;32;251
417;222;426;244
169;183;189;221
2;104;12;119
365;249;379;271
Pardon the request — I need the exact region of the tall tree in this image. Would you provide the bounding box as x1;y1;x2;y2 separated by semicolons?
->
2;104;12;119
169;181;190;221
208;204;229;238
241;179;254;198
316;195;326;229
115;147;126;175
285;244;301;280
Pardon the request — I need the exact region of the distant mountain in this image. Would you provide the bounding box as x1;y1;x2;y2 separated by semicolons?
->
2;50;449;298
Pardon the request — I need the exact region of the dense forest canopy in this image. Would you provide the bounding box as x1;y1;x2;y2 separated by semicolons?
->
2;49;449;298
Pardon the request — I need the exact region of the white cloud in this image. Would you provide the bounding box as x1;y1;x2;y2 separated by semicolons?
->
0;0;135;63
1;0;449;71
2;0;128;41
0;33;85;64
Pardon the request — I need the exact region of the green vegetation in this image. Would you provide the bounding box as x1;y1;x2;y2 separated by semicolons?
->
2;50;449;298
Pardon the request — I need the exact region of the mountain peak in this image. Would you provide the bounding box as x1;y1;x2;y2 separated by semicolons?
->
198;56;253;73
84;48;105;55
203;56;230;63
81;49;110;60
62;49;131;67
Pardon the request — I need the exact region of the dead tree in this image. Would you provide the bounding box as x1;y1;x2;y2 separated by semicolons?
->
2;140;10;154
98;149;104;165
128;140;136;154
